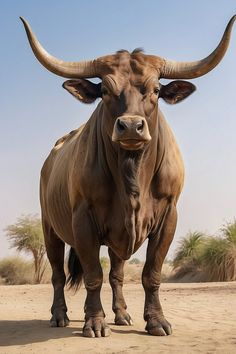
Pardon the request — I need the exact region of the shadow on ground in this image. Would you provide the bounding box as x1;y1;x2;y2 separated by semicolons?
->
0;319;150;347
0;320;83;346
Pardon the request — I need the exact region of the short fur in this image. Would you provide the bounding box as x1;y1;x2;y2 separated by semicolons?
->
40;51;195;336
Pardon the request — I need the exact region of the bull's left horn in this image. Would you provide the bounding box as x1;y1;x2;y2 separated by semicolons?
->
160;15;236;79
20;17;99;78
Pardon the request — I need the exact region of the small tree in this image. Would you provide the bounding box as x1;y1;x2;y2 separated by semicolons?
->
5;215;47;283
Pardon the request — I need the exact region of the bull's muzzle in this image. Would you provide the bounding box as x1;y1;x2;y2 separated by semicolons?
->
112;115;151;150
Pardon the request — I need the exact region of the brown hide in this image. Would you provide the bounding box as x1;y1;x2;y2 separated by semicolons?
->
40;52;184;261
39;50;194;336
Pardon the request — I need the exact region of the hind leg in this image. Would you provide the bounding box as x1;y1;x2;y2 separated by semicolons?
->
43;219;69;327
108;248;133;325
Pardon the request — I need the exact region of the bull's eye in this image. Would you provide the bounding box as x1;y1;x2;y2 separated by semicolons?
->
153;87;160;95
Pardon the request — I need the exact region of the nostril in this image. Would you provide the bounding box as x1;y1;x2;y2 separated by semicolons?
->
117;119;126;132
136;120;144;133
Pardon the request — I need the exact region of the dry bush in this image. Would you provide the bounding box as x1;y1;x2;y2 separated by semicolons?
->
200;237;236;282
0;256;51;285
171;221;236;282
170;231;206;282
0;257;34;285
173;231;206;269
0;276;5;285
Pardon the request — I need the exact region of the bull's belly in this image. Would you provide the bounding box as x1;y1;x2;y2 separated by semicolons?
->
48;209;74;246
42;186;75;247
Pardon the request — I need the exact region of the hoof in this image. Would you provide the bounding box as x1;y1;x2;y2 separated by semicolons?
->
115;311;133;326
145;317;172;336
50;311;70;327
83;317;111;338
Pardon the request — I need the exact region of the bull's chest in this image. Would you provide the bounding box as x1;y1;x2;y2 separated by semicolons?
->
103;213;149;260
96;196;168;261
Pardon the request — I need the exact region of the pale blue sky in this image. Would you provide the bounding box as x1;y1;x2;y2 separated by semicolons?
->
1;1;236;260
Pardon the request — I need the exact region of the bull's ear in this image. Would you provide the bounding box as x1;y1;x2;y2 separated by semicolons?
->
62;79;101;104
159;80;196;104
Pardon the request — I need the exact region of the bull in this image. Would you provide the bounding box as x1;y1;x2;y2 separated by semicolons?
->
21;16;235;337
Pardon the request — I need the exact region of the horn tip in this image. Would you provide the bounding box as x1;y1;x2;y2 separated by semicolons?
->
19;16;28;29
229;14;236;25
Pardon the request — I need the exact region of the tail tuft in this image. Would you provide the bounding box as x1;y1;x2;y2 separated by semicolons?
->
67;247;83;291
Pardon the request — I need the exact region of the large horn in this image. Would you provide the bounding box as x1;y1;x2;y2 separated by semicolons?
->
20;17;99;78
161;15;236;79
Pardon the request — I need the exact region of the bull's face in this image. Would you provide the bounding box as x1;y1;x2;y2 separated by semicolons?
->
63;51;195;151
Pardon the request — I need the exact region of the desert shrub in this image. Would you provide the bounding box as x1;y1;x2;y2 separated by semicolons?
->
200;221;236;281
171;231;206;280
221;219;236;244
173;231;206;267
171;220;236;282
0;257;34;285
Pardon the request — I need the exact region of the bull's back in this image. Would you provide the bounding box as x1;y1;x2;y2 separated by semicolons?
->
40;125;85;245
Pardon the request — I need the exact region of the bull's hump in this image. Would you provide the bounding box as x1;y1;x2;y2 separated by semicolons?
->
53;125;85;150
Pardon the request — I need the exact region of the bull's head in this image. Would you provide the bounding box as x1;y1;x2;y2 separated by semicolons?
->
20;16;235;151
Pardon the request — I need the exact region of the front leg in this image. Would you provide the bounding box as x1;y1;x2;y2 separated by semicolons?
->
108;248;133;325
72;205;110;338
142;203;177;336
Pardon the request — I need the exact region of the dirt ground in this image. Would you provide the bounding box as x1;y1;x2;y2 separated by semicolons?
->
0;282;236;353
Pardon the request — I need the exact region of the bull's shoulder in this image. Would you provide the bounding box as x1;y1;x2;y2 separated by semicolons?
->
152;111;184;200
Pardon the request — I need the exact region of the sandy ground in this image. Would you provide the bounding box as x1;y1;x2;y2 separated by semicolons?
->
0;282;236;354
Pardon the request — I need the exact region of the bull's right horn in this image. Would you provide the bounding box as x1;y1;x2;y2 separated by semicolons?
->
20;17;100;79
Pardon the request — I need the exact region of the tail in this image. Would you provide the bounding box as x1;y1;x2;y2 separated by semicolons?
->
67;247;83;291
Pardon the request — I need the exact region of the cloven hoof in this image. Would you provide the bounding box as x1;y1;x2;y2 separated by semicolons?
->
83;317;111;338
